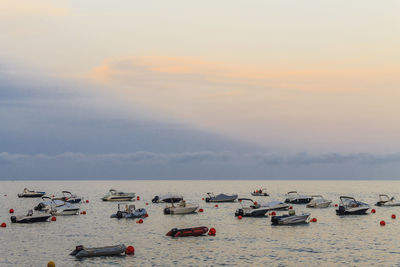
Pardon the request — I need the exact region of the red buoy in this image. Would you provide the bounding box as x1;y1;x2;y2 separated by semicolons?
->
254;201;258;206
311;218;317;222
81;211;86;215
208;228;216;236
214;204;218;208
51;216;56;222
9;209;14;214
380;220;386;226
199;208;204;212
86;200;89;203
136;219;143;224
137;196;140;201
392;214;396;219
239;199;242;202
1;222;6;228
145;202;149;205
334;204;338;207
271;211;276;216
289;206;293;210
202;198;205;200
238;215;242;220
144;213;149;217
125;245;135;255
371;209;376;213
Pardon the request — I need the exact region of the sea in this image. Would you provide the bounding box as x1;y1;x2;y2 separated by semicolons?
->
1;180;400;266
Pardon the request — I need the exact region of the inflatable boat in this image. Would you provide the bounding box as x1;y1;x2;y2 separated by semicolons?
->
110;204;147;218
166;226;209;237
70;244;127;258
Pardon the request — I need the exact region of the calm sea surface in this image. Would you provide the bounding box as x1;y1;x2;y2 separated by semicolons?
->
1;180;400;266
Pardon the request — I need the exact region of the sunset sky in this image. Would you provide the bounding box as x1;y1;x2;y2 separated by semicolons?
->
1;0;400;179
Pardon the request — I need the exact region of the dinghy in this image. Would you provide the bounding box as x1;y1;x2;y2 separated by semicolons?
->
70;244;127;258
166;226;209;237
110;204;147;218
251;188;269;196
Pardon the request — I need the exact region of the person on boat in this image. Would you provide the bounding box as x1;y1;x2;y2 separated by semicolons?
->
179;200;186;207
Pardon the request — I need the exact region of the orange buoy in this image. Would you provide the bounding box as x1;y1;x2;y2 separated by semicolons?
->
311;218;317;222
9;209;14;214
238;215;242;220
214;204;218;208
144;213;149;217
271;211;276;216
47;261;55;267
86;200;89;203
125;245;135;255
371;209;376;213
208;228;216;236
380;220;386;226
199;208;204;212
1;222;6;227
136;219;143;224
137;196;140;201
392;214;396;219
51;216;56;222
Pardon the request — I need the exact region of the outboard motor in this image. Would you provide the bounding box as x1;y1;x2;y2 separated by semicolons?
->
338;205;346;213
164;208;171;215
34;203;46;211
205;198;210;202
235;209;244;217
10;216;17;223
116;211;123;219
152;196;160;203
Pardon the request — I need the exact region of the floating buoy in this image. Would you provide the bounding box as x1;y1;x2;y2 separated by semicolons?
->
51;216;56;222
392;214;396;219
208;228;216;236
238;215;242;220
289;206;293;210
85;200;89;203
198;208;204;212
136;219;143;224
1;222;6;228
371;209;376;213
51;195;55;198
4;194;7;197
214;204;218;208
125;245;135;255
144;213;149;217
334;204;338;207
271;211;276;216
202;198;205;200
81;211;86;215
145;202;149;205
254;201;258;206
137;196;140;201
239;199;242;202
9;209;14;214
311;218;317;222
380;220;386;226
47;261;55;267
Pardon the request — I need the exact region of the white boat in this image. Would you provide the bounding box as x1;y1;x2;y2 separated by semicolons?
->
164;201;198;214
11;210;51;223
271;210;310;225
251;188;269;196
336;196;369;215
261;201;289;211
235;198;269;217
375;194;400;207
205;193;238;202
306;195;332;208
284;191;312;204
18;188;46;198
102;189;135;201
34;197;80;216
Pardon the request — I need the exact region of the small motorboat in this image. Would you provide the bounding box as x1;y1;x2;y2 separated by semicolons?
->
166;226;209;237
205;192;238;202
284;191;312;204
271;210;310;225
235;198;269;217
375;194;400;207
102;189;135;201
164;200;199;215
10;210;51;223
152;194;183;203
70;244;127;258
53;191;82;204
261;201;290;211
306;195;332;208
18;188;46;198
110;204;147;219
251;188;269;196
336;196;369;215
35;197;80;216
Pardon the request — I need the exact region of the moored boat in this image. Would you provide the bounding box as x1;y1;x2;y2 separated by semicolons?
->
10;210;51;223
235;198;269;217
261;201;289;211
205;192;237;202
375;194;400;207
110;204;147;218
336;196;369;215
166;226;209;237
271;210;310;225
152;194;183;203
306;195;332;208
251;188;269;196
70;244;127;258
102;189;135;201
284;191;312;204
164;201;198;215
18;188;46;198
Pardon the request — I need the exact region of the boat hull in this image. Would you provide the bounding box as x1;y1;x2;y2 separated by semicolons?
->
166;226;208;237
11;215;51;223
271;214;310;225
285;198;312;204
18;192;46;198
164;206;198;215
71;244;126;258
336;207;369;215
235;208;268;217
306;201;332;208
102;197;135;201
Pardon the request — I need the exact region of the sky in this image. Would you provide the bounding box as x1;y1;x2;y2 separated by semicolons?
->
1;0;400;179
